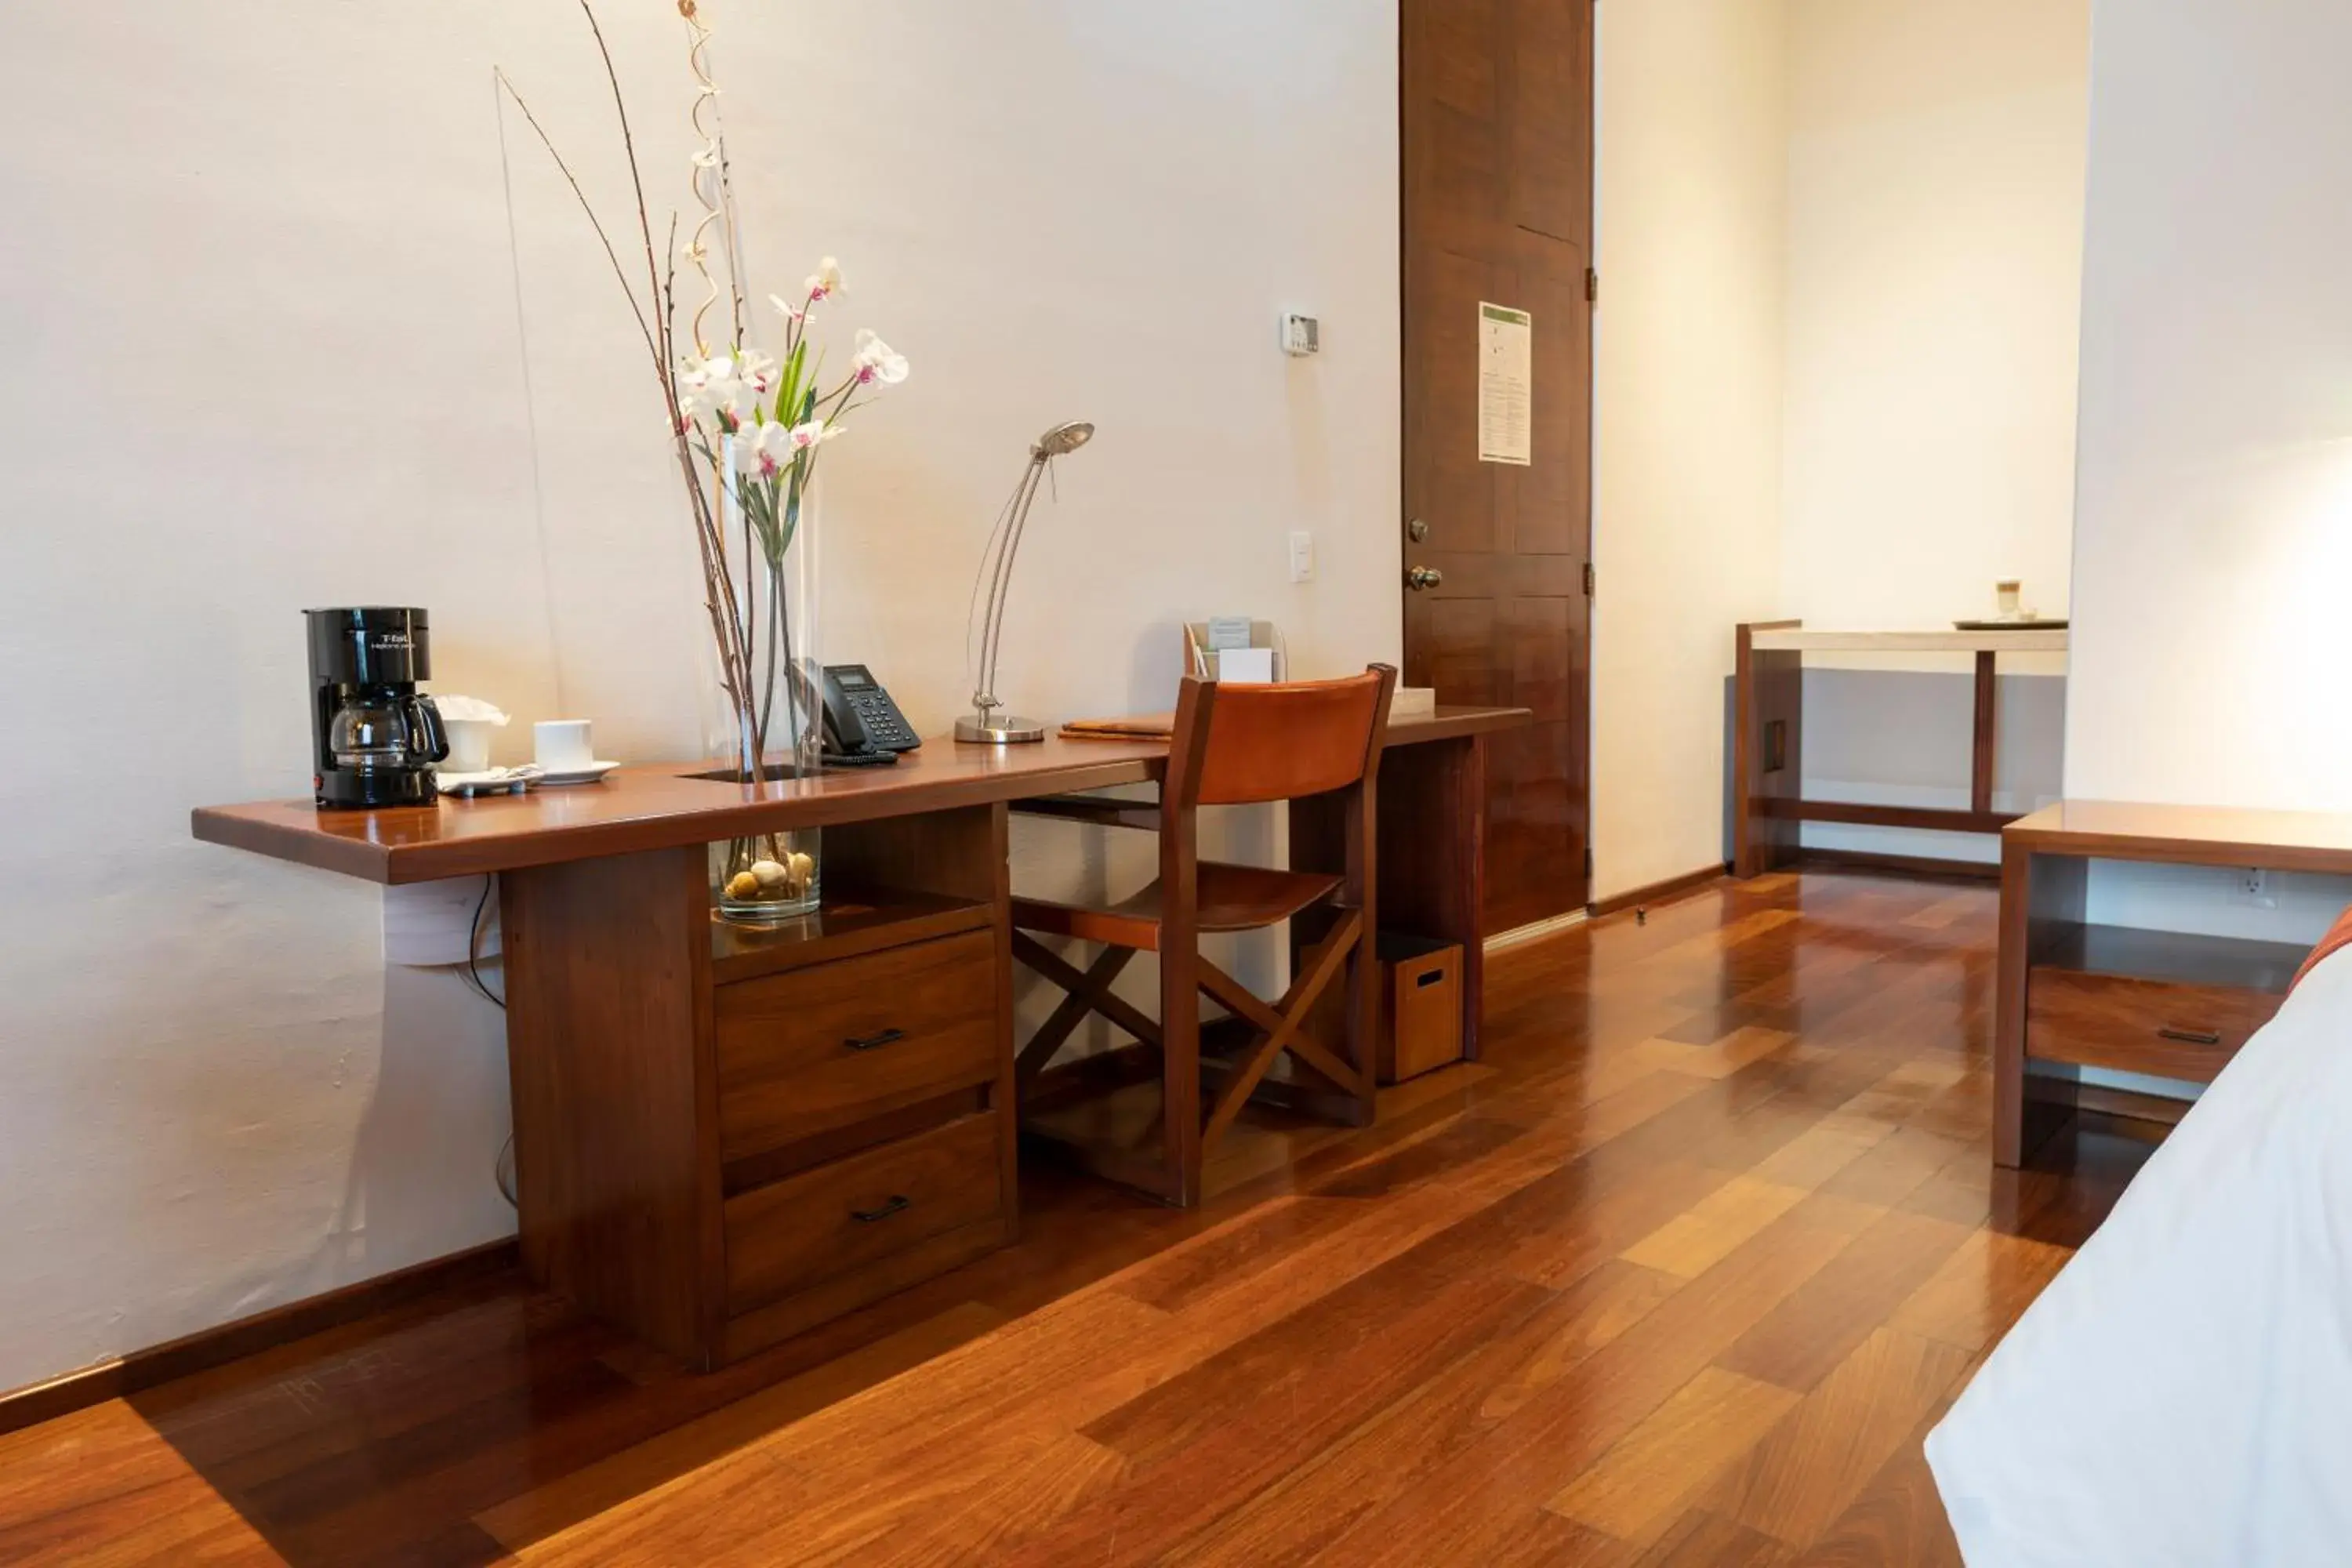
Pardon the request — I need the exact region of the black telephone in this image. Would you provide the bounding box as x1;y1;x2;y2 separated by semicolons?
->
820;664;922;766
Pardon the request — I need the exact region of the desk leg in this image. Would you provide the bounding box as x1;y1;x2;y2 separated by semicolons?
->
1297;733;1488;1070
1972;651;1998;816
500;845;720;1367
1733;622;1804;878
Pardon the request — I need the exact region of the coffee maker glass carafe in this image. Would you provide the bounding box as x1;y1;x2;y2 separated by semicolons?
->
328;691;448;776
306;607;451;808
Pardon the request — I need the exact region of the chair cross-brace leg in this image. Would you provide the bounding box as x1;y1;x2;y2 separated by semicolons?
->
1194;954;1361;1097
1201;909;1364;1150
1009;931;1163;1091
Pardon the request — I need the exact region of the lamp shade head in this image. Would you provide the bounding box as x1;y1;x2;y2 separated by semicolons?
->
1033;420;1094;458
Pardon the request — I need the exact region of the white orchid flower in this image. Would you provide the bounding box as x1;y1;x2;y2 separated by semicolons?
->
788;419;841;451
851;328;909;387
728;428;764;474
768;292;805;325
735;348;779;401
804;256;844;299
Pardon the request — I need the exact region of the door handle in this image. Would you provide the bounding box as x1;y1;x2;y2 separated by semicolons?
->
2157;1026;2223;1047
843;1027;906;1052
1406;565;1443;591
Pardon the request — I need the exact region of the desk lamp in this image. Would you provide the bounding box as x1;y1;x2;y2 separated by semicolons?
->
956;419;1094;743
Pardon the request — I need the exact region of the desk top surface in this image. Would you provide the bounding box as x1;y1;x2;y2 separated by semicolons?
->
1747;627;2067;654
2008;799;2352;873
193;706;1529;885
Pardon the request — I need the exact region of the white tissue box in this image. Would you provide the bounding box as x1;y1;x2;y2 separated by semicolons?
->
1391;686;1437;717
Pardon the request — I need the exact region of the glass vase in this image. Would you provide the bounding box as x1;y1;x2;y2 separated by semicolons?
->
705;463;823;926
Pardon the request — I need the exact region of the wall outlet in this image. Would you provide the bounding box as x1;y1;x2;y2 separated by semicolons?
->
1279;311;1320;357
1287;529;1316;583
2232;866;2278;909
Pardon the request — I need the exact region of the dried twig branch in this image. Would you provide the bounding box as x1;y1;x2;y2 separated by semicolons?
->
492;67;659;376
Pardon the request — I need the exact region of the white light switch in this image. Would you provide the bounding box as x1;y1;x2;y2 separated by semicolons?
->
1287;529;1316;583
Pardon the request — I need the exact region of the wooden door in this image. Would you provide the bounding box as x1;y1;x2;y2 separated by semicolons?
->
1400;0;1593;935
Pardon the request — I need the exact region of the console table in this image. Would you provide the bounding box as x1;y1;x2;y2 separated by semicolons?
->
192;706;1525;1369
1994;800;2352;1165
1733;622;2069;877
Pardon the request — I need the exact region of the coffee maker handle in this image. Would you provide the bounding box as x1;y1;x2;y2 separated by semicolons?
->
404;695;452;764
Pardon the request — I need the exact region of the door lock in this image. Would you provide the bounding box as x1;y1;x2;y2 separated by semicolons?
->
1406;565;1443;591
1406;517;1430;543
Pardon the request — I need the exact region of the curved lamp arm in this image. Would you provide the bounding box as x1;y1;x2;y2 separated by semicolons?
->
956;421;1093;744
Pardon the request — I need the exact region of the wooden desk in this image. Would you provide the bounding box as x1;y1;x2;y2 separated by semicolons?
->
1733;622;2069;877
193;706;1526;1367
1994;800;2349;1166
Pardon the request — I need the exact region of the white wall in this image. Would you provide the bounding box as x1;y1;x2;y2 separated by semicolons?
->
1590;0;1791;901
0;1;1399;1393
1780;0;2088;862
1592;0;2089;890
2064;0;2352;962
1780;0;2089;637
2067;0;2352;815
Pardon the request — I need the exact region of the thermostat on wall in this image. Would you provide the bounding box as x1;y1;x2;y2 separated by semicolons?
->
1279;311;1320;357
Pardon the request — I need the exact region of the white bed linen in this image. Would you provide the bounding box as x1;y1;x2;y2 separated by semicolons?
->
1926;948;2352;1566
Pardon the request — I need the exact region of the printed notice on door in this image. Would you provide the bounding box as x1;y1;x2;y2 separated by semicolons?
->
1477;302;1533;466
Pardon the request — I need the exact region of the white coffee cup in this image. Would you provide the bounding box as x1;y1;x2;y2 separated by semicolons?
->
443;717;497;775
534;720;594;771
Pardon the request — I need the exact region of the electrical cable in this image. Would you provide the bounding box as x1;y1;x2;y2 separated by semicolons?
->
495;1134;517;1209
466;874;506;1010
459;873;517;1207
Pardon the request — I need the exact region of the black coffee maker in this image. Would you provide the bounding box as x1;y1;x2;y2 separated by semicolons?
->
306;607;450;808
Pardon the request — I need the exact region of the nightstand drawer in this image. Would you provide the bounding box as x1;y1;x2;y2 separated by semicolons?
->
2026;968;2281;1083
723;1111;1004;1316
716;928;1000;1162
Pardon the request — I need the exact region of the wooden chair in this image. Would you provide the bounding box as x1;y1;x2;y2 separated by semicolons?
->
1011;664;1397;1207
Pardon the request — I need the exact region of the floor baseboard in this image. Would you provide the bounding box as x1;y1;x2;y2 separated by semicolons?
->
0;1238;520;1437
1485;907;1591;952
1587;862;1732;921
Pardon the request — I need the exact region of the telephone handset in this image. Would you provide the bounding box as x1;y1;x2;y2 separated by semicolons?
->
820;664;922;767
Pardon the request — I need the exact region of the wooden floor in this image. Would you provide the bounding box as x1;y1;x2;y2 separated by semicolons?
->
0;869;2158;1566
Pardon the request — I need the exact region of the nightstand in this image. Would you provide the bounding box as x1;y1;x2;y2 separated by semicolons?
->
1996;801;2352;1165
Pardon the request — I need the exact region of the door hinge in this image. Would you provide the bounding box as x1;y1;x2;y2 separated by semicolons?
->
1582;561;1595;598
1584;267;1599;306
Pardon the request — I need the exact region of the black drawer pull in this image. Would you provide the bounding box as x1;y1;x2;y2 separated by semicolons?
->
850;1195;910;1224
2158;1026;2223;1047
844;1027;906;1052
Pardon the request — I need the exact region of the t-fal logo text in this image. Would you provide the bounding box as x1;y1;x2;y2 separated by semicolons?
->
370;633;412;650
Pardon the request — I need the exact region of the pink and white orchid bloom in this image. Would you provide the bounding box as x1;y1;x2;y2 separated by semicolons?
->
851;328;909;387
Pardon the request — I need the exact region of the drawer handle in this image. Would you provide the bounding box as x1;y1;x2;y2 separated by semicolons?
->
844;1027;906;1053
851;1194;911;1224
2158;1026;2224;1047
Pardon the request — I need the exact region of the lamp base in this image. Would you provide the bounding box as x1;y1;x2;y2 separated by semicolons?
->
954;713;1047;745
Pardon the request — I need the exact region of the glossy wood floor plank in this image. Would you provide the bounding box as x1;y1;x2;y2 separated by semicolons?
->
0;871;2159;1566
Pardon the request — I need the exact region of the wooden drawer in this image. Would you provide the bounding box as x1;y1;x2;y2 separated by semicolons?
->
716;928;1000;1162
723;1111;1003;1316
2026;967;2282;1083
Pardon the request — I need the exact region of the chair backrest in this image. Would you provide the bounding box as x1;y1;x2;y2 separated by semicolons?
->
1171;666;1398;808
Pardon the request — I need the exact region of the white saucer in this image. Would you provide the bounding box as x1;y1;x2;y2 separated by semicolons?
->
536;759;620;786
437;764;542;797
